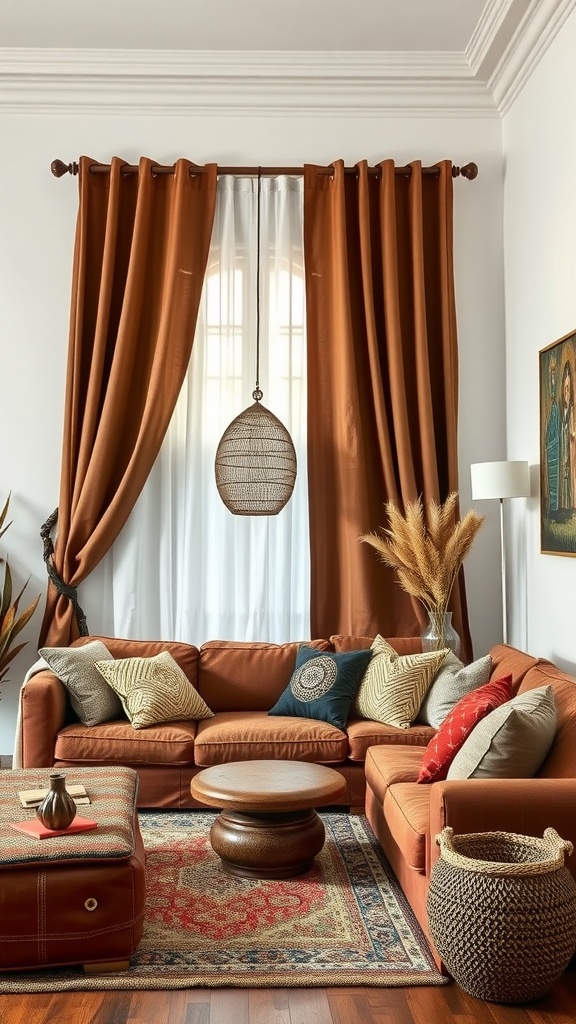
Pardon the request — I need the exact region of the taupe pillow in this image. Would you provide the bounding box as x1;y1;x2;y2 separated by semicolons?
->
39;641;123;727
353;635;449;729
446;685;557;780
95;651;214;729
417;653;492;728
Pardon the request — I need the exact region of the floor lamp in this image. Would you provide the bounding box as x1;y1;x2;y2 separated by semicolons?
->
470;460;530;645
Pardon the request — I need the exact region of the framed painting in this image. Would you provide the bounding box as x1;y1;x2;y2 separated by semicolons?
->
540;328;576;555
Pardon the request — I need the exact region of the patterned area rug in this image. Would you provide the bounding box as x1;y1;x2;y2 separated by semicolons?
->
0;811;446;992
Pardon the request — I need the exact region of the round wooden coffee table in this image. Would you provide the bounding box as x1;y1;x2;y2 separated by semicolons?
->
191;760;347;879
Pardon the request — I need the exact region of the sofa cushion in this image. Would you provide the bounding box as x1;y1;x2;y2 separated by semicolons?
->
488;643;541;694
39;641;124;727
417;674;513;783
194;711;348;766
54;719;197;764
416;653;492;728
519;662;576;778
364;745;425;798
330;635;423;656
383;784;431;873
352;636;448;728
197;639;331;712
71;635;200;686
268;646;371;730
346;719;434;762
95;652;214;729
447;685;557;780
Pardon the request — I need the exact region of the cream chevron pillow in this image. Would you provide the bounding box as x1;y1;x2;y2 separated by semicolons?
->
95;651;214;730
352;636;449;729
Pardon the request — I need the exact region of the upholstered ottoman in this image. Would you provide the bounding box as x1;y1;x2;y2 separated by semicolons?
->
0;766;146;973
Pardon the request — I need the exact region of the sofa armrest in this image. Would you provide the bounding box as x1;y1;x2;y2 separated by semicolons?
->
21;671;69;768
428;778;576;873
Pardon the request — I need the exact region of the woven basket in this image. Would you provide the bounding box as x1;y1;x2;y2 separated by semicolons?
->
427;827;576;1003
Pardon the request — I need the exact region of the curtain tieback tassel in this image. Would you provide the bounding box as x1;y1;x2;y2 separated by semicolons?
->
40;509;89;637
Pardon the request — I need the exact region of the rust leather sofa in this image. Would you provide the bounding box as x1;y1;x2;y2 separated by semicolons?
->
363;642;576;967
19;633;432;812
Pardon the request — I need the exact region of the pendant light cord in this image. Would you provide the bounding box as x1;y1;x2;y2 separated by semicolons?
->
253;167;263;403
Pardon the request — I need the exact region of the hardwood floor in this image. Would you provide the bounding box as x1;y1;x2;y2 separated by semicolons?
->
1;976;576;1024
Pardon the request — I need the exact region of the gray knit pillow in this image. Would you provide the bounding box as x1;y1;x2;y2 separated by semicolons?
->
39;641;124;727
417;652;492;728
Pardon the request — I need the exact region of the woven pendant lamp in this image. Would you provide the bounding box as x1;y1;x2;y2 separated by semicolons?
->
215;171;297;516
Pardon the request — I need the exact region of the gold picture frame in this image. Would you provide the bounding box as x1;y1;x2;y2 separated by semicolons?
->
540;328;576;555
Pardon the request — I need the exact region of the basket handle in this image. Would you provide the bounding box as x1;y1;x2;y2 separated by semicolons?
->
543;827;574;859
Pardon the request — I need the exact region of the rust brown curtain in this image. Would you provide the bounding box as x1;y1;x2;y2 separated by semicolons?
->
39;155;217;647
303;158;471;658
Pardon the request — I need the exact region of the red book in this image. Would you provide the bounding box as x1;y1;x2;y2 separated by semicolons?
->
8;816;98;840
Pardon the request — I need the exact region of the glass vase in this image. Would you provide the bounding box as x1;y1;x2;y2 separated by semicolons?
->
36;772;77;831
421;610;461;659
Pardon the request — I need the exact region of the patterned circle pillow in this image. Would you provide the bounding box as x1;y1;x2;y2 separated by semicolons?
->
417;674;513;783
268;645;372;731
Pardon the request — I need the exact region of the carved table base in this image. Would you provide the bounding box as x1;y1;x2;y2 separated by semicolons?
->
210;807;326;878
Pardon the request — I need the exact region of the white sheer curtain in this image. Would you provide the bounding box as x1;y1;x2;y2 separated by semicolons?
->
82;175;310;644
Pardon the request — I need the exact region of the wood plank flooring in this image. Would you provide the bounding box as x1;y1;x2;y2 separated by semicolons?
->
1;976;576;1024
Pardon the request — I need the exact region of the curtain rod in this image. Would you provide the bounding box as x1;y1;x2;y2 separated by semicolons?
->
51;158;478;181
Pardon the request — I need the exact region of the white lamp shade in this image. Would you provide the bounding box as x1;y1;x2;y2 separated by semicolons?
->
470;460;530;500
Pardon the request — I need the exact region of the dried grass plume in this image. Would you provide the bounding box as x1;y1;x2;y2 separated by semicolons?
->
360;492;484;635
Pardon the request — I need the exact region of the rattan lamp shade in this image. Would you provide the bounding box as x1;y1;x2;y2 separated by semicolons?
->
215;400;297;515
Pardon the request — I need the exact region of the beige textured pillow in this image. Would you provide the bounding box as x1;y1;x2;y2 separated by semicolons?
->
417;653;492;728
39;641;123;727
447;685;557;780
95;651;214;729
352;635;449;729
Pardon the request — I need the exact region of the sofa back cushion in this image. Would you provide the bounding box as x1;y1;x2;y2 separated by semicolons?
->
518;661;576;778
330;636;422;655
488;643;541;694
197;639;330;711
71;635;200;688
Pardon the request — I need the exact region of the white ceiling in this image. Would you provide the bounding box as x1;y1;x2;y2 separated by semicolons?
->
0;0;497;53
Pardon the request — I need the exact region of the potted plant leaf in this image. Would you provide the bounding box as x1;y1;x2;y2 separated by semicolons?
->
0;494;40;686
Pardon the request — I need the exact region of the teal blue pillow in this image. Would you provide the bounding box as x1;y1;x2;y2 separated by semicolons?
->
268;645;372;730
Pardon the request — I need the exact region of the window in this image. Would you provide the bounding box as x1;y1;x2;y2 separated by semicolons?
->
83;175;309;644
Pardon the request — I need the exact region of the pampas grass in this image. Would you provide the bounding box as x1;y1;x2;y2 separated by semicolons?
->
361;492;484;642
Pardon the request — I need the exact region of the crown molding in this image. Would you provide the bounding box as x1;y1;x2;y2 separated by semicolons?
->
0;48;496;117
1;0;574;120
468;0;576;114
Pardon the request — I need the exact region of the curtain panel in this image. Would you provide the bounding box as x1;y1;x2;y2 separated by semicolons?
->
303;159;471;658
39;156;217;647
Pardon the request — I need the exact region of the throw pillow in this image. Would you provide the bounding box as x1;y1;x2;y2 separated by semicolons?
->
447;685;557;780
417;674;513;783
95;651;214;730
352;635;449;729
39;641;124;727
417;652;492;728
268;645;372;731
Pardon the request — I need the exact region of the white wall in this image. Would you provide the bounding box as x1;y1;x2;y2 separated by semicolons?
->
0;104;505;753
502;6;576;671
